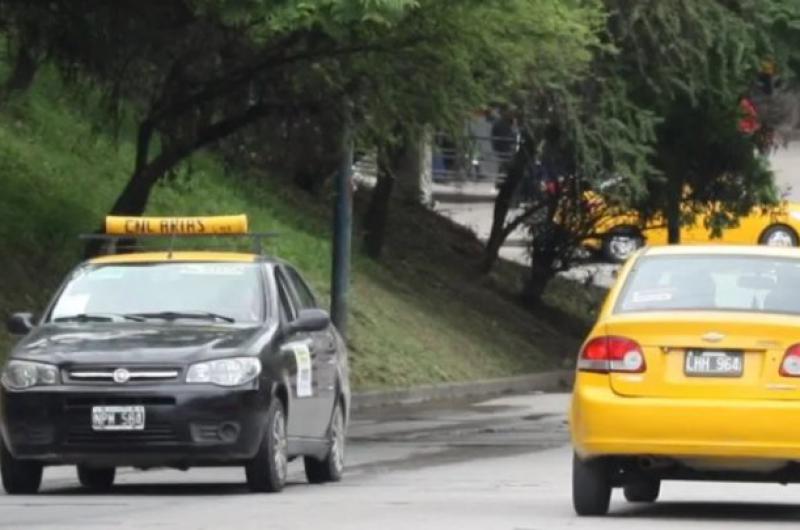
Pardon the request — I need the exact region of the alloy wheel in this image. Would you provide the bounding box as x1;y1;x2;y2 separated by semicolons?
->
272;409;288;484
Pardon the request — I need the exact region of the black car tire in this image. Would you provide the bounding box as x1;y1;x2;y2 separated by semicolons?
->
245;399;288;493
77;465;116;492
304;400;346;484
572;453;611;516
759;224;799;247
623;479;660;503
1;440;43;495
602;230;643;263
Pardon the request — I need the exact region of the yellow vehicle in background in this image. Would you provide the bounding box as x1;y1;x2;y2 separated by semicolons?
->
582;200;800;262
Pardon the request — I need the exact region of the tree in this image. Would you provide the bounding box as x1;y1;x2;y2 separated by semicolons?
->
604;0;800;243
351;0;603;258
0;0;603;265
483;0;800;306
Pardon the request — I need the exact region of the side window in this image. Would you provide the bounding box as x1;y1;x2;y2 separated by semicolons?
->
275;270;297;322
287;268;317;310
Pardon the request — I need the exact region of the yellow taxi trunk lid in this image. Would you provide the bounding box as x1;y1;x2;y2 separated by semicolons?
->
604;311;800;400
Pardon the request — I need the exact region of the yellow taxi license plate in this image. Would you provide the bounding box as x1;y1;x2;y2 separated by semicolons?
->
684;350;743;378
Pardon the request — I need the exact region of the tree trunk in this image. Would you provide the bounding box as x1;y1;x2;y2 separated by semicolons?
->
393;132;432;206
3;43;38;96
363;150;395;259
665;175;682;244
521;199;561;307
522;256;556;307
482;134;532;273
84;104;272;258
83;161;173;258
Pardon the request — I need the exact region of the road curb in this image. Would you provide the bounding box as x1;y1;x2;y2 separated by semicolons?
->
351;370;574;412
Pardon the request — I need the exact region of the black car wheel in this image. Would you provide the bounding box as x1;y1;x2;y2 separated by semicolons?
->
304;400;346;484
77;465;116;492
572;453;611;516
1;440;43;495
602;230;643;263
623;479;660;503
759;224;799;247
245;399;288;493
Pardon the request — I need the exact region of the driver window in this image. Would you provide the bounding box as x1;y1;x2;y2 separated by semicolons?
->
275;270;297;323
287;268;317;310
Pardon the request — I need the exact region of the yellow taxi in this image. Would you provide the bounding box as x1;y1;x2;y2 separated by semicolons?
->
570;245;800;515
583;200;800;262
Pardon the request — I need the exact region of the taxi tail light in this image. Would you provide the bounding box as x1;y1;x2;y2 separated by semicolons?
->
577;336;646;374
780;344;800;377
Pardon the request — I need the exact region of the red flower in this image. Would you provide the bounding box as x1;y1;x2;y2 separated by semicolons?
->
738;97;761;135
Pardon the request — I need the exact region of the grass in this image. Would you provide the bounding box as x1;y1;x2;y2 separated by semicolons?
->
0;69;589;390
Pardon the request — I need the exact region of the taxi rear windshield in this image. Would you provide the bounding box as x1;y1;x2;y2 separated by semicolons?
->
616;255;800;315
49;262;264;324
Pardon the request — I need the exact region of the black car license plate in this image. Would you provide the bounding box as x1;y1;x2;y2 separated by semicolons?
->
91;406;146;431
684;350;743;377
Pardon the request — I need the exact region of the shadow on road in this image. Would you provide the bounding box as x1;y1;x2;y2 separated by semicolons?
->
614;501;800;522
39;480;309;497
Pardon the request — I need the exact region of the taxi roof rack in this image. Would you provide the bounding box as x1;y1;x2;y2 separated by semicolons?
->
79;232;278;257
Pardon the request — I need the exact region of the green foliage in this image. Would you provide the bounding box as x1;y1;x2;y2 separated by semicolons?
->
541;0;800;239
0;69;576;387
615;0;800;236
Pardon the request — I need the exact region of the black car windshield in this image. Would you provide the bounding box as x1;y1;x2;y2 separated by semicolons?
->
49;262;264;323
616;255;800;315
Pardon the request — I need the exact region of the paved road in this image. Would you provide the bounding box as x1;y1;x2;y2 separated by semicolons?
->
773;143;800;200
4;393;800;529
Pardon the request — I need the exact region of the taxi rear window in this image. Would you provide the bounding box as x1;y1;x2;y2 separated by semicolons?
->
616;255;800;315
49;262;265;323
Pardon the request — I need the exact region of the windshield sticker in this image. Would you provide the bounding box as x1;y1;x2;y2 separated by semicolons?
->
55;294;89;316
631;290;673;303
290;342;313;398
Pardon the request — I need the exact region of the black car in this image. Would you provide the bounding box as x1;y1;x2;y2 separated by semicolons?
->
0;251;350;494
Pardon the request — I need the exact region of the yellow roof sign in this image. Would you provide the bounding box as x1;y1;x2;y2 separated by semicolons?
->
105;214;248;236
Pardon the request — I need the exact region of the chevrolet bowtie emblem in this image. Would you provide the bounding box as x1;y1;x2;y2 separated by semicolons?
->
701;332;725;343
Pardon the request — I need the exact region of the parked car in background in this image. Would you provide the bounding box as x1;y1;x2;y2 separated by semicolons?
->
582;199;800;262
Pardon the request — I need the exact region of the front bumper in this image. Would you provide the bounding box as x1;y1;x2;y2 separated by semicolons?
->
0;384;270;466
571;373;800;461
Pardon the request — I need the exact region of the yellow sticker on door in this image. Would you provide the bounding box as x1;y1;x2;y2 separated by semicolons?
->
291;342;313;398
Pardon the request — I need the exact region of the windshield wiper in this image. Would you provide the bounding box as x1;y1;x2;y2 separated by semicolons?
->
131;311;236;323
54;313;146;323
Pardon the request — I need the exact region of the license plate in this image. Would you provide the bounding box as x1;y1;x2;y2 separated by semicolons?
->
91;406;145;431
684;350;743;377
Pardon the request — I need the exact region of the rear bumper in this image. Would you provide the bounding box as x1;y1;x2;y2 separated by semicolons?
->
571;373;800;460
0;384;270;466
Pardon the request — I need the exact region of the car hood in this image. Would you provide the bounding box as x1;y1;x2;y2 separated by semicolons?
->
10;323;269;365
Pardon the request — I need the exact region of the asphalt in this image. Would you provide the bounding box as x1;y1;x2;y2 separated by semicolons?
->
5;393;800;529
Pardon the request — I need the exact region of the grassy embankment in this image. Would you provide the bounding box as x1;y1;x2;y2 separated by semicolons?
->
0;70;600;390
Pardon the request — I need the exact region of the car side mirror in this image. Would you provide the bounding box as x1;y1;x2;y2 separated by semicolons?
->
289;309;330;333
6;313;35;335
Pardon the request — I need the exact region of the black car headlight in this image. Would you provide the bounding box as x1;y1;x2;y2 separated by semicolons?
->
1;360;60;390
185;357;261;387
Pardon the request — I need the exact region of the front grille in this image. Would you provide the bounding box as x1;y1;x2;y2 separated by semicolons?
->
65;424;179;445
64;367;181;385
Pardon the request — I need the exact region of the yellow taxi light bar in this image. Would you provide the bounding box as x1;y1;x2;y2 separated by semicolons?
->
105;214;249;236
